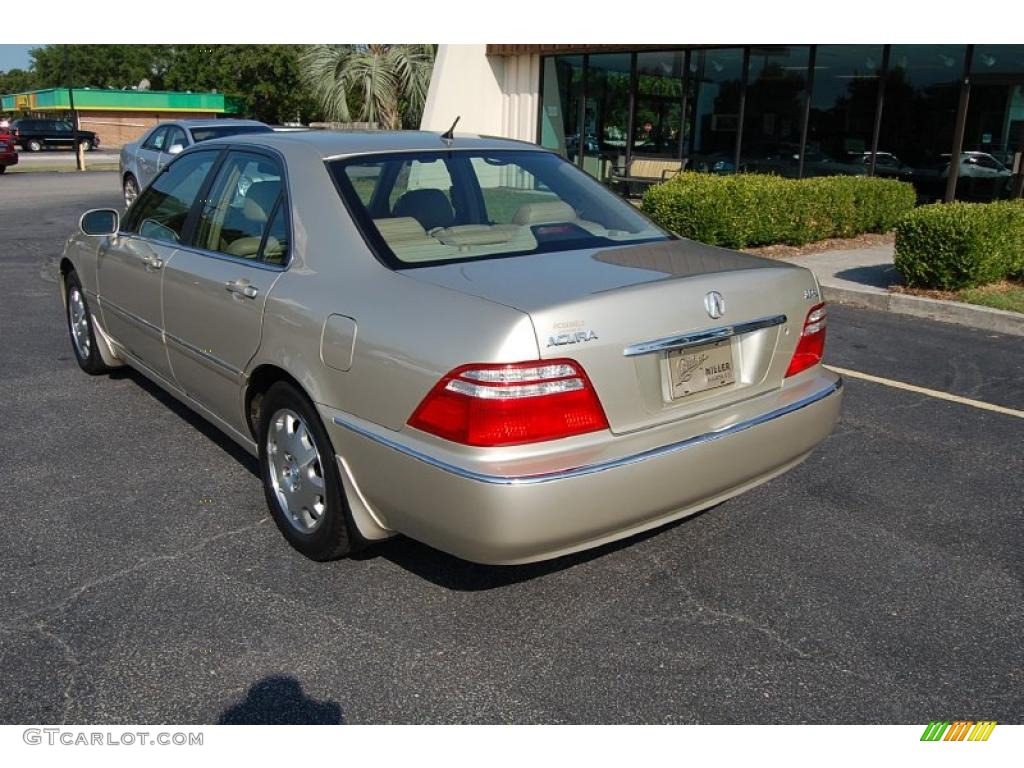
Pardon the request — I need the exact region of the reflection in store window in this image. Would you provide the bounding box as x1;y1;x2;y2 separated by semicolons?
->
740;46;810;178
633;51;687;159
880;45;964;201
539;55;584;164
806;45;887;179
688;48;744;174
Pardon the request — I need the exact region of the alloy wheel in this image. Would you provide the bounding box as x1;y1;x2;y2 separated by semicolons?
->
123;178;139;208
265;408;327;533
68;286;91;360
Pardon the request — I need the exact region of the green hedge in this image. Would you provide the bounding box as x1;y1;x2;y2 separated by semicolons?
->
640;172;917;249
893;200;1024;290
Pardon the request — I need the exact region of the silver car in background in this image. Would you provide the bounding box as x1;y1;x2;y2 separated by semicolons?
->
62;131;842;565
119;119;271;207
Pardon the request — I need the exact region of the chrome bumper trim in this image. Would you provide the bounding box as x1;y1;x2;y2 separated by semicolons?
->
623;314;788;357
332;377;842;486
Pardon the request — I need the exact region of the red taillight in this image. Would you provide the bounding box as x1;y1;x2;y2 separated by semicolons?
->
785;302;827;377
408;359;610;447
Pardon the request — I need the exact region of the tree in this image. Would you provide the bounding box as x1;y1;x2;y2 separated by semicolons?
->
29;45;173;90
164;45;320;125
301;45;434;129
0;68;38;94
4;45;328;125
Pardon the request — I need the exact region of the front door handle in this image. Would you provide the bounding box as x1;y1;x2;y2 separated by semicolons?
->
225;280;259;299
142;255;164;270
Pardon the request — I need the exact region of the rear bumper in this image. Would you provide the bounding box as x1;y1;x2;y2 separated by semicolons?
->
322;371;842;564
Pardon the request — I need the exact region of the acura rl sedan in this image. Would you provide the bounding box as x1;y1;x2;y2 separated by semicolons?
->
60;131;842;564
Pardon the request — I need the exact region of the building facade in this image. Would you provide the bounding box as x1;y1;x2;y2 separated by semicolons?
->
422;45;1024;202
0;88;239;147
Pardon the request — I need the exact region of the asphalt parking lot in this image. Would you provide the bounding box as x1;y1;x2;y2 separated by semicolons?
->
0;171;1021;725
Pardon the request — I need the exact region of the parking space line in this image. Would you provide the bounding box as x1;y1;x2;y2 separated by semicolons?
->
826;365;1024;419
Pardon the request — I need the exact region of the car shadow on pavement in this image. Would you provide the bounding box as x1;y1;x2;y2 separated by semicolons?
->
113;368;711;590
217;675;344;724
356;512;704;591
114;368;259;476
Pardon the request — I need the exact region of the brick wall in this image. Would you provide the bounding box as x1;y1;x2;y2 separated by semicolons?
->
74;111;221;148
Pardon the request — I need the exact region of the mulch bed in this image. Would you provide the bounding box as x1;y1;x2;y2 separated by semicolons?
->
740;231;895;259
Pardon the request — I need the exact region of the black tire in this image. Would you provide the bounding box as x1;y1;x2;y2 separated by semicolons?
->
0;165;6;174
258;381;360;561
65;270;111;375
27;139;42;152
123;175;139;208
79;139;93;152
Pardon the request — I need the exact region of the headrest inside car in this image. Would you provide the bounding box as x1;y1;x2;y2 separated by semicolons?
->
513;201;578;225
375;216;431;242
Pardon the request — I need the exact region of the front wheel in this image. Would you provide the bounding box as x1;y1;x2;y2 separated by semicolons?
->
65;271;111;375
26;139;42;152
258;382;359;561
79;139;93;152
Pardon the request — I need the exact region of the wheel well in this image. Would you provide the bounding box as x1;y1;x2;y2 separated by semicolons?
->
244;365;307;438
58;258;75;294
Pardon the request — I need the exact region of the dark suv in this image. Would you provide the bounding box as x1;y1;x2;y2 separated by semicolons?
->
10;118;100;152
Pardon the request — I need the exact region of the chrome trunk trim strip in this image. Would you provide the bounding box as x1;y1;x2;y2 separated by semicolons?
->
622;314;788;357
332;377;842;486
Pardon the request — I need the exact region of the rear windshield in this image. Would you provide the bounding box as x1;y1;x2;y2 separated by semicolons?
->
329;150;669;268
190;125;272;143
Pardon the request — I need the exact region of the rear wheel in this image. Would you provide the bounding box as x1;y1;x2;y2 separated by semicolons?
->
65;270;111;375
258;381;359;561
27;139;42;152
0;165;6;174
123;175;139;208
79;139;93;152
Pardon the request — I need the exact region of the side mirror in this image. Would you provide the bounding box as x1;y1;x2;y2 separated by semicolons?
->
79;208;119;237
168;144;184;155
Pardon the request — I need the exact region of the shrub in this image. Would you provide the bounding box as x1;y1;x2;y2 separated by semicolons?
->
894;200;1024;290
641;172;916;249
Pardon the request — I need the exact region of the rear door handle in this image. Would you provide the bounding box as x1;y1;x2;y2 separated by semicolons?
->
225;280;259;299
142;255;164;270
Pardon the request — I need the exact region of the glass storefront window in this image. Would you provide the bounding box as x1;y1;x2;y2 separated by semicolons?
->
632;51;686;159
539;55;584;164
880;45;966;201
740;46;810;178
966;46;1024;197
806;45;887;179
586;53;633;179
688;48;744;174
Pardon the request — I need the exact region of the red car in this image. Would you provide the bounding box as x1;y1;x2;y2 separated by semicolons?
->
0;132;18;173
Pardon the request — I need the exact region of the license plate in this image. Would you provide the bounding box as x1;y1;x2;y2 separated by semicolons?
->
666;339;735;399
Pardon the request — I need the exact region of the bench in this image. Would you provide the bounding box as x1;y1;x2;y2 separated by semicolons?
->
609;157;685;196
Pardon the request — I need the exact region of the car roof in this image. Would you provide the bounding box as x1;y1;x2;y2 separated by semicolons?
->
200;129;545;159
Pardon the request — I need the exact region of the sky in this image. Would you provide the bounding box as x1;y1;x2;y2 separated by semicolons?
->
0;45;36;72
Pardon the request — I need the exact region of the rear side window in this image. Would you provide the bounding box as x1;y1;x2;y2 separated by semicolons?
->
193;150;288;264
189;125;272;143
165;126;188;151
330;150;668;268
122;151;217;243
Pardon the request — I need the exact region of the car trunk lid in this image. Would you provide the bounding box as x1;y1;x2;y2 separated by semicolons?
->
404;238;821;434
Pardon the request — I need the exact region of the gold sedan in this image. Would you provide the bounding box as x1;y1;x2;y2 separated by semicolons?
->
60;131;841;564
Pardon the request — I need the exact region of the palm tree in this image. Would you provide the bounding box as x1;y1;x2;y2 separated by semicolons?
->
301;45;434;130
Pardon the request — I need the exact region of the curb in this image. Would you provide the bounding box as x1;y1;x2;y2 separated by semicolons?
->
820;282;1024;337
